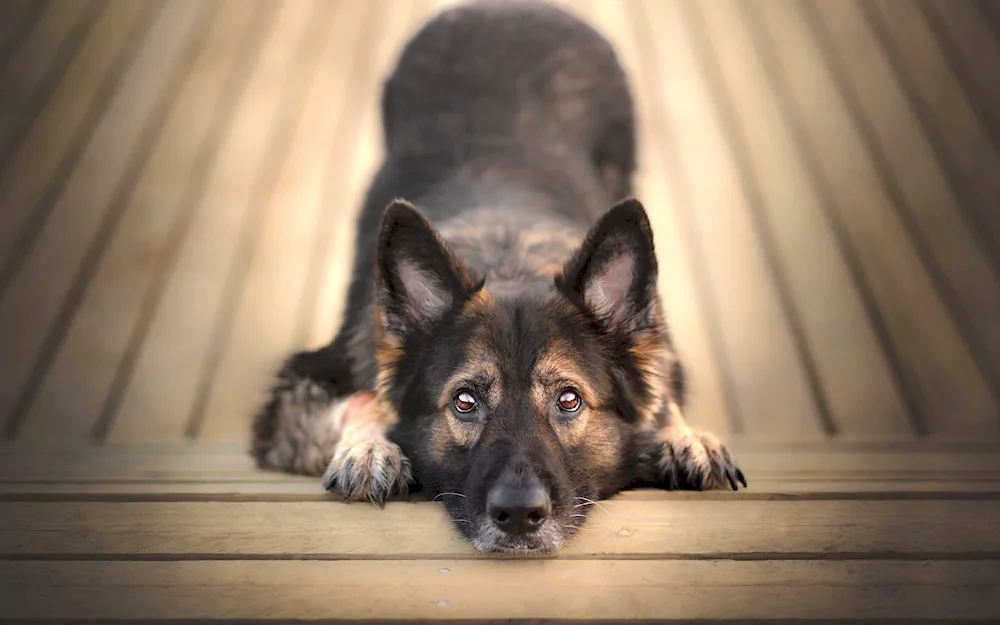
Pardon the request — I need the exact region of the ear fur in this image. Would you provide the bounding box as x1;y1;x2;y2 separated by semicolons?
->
376;200;478;338
555;198;659;334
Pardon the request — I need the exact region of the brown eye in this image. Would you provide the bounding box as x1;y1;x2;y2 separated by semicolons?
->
454;390;478;414
557;389;582;413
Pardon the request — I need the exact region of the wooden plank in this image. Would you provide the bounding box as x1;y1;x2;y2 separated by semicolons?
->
104;0;326;443
15;1;269;444
0;0;38;60
869;0;1000;276
305;0;428;348
680;0;915;440
811;0;1000;427
0;0;98;157
0;1;209;439
566;0;731;435
5;476;1000;497
0;1;153;275
919;0;1000;175
632;0;825;441
195;0;377;442
2;561;997;621
1;445;997;481
1;500;998;557
747;0;999;438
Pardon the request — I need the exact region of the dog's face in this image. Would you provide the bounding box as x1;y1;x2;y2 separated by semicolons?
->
375;199;671;552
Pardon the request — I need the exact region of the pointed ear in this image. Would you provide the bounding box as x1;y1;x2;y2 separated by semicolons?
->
376;200;478;338
555;198;659;334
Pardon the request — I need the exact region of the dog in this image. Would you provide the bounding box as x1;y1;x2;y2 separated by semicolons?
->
251;0;745;553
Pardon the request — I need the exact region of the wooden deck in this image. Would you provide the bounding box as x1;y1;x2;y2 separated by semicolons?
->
0;0;999;621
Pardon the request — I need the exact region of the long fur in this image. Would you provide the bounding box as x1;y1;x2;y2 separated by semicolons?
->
251;0;744;553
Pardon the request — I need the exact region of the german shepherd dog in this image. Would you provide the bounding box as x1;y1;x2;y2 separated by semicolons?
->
252;0;745;553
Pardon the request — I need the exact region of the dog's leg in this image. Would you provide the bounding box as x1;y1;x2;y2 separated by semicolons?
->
321;391;412;505
250;349;344;476
652;401;747;491
253;346;414;504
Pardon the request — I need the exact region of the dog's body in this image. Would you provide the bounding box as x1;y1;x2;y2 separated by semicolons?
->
252;0;744;553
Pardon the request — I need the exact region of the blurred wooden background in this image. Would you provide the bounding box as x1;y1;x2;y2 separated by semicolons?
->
0;1;999;620
1;0;999;446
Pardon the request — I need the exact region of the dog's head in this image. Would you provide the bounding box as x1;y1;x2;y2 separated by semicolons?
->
375;198;672;552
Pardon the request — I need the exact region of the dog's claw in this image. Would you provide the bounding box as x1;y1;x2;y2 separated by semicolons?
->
657;427;747;492
322;440;413;504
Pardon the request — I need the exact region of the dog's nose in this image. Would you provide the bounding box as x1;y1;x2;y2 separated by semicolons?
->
486;484;551;534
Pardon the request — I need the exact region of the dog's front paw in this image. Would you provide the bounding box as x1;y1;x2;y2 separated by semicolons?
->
657;427;746;491
320;391;412;505
322;439;413;505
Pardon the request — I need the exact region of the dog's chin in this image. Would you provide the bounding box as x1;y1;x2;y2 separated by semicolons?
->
456;516;580;553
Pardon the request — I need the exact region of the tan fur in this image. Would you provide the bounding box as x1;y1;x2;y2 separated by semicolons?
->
437;298;502;448
436;210;584;283
322;391;412;503
628;322;673;429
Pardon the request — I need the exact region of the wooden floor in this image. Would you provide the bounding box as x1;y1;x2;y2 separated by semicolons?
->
1;0;999;621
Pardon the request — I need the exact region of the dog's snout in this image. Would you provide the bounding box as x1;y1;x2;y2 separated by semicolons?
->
487;483;551;534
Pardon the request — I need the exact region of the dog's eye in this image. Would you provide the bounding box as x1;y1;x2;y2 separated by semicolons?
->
453;390;478;413
557;389;582;412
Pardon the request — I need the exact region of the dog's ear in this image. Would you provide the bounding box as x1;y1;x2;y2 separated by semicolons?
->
376;200;478;338
556;198;659;334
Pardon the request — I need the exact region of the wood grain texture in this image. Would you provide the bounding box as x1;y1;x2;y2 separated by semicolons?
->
687;0;916;441
1;560;998;621
5;477;1000;497
0;0;207;439
811;0;1000;428
868;0;1000;267
571;0;731;436
0;0;97;153
638;0;826;441
750;0;998;438
0;1;152;270
305;0;432;348
2;499;999;557
104;0;323;443
16;0;264;444
195;0;369;442
2;445;997;481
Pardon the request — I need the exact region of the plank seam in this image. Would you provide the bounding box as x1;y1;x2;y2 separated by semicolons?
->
917;0;1000;163
975;0;1000;81
0;0;106;174
677;0;837;436
1;0;219;441
627;0;744;434
736;2;931;437
301;0;431;346
184;0;343;439
0;0;142;301
3;491;1000;502
1;552;998;562
293;0;387;347
90;2;280;441
827;0;1000;420
0;0;49;81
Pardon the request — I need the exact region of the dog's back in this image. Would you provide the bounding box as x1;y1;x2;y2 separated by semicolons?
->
333;0;638;381
253;0;641;486
382;0;635;214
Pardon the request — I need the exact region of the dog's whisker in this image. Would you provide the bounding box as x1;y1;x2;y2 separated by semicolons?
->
432;492;467;501
573;496;614;519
